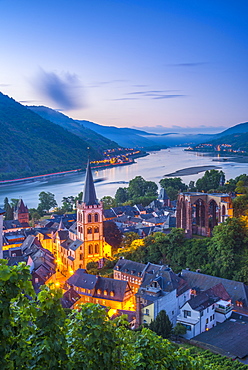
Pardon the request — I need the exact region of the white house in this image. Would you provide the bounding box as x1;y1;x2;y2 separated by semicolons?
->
177;284;232;339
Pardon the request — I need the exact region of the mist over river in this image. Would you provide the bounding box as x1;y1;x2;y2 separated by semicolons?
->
1;148;248;208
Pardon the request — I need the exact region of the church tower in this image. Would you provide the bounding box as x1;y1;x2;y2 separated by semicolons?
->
14;199;29;224
77;161;106;268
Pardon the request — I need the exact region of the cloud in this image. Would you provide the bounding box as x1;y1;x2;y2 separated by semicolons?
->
110;97;138;101
89;80;128;88
131;125;227;134
169;62;207;67
32;68;85;110
123;90;184;99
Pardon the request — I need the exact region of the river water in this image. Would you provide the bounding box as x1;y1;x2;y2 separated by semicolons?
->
1;148;248;208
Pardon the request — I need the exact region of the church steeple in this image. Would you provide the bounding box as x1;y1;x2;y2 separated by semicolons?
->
83;160;98;206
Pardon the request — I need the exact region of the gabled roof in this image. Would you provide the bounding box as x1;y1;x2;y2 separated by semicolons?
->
67;269;98;289
83;160;98;206
181;270;248;305
94;277;129;302
114;258;146;277
61;287;81;309
187;284;229;312
68;239;82;251
16;199;28;213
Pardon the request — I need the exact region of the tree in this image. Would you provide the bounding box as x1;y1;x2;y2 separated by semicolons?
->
159;178;187;201
3;197;13;220
128;176;158;199
208;218;248;279
115;187;128;205
233;194;248;217
173;323;186;340
149;310;173;339
0;261;215;369
195;170;225;192
61;196;75;212
103;221;123;248
101;196;116;209
10;198;19;209
38;191;57;213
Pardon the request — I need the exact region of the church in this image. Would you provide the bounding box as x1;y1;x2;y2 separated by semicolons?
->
54;161;112;274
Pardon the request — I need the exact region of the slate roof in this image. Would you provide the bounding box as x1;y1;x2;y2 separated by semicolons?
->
187;284;230;312
67;269;98;289
3;220;29;230
103;209;116;219
68;239;82;251
158;188;170;200
57;230;69;241
95;277;128;302
61;287;81;309
67;269;130;302
192;319;248;359
181;270;248;306
83;160;98;206
114;258;146;276
0;208;5;214
16;199;28;213
141;266;189;296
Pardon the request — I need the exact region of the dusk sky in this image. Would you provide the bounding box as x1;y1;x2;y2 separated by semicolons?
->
0;0;248;133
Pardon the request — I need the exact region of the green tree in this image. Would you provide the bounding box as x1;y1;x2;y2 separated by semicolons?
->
3;197;13;220
233;194;248;217
38;191;57;213
159;177;187;201
115;187;128;205
10;198;19;209
101;195;116;209
208;218;248;279
149;310;173;339
173;323;186;340
195;170;225;192
61;196;75;212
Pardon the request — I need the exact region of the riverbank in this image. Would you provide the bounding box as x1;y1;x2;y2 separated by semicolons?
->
0;151;149;187
164;165;221;177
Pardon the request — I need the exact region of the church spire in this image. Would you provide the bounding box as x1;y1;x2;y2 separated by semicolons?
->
83;160;98;206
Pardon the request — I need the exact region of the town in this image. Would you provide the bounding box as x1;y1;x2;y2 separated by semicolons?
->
1;161;248;365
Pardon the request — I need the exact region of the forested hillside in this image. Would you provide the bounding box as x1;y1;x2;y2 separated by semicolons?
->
0;93;102;180
28;105;118;151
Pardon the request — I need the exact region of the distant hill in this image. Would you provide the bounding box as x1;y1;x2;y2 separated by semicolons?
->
215;122;248;138
0;92;102;180
28;106;118;151
76;120;164;149
203;132;248;153
189;122;248;153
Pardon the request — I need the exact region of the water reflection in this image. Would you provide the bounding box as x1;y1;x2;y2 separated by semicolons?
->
1;148;248;208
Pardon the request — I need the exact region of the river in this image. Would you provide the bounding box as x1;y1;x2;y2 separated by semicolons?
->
1;148;248;208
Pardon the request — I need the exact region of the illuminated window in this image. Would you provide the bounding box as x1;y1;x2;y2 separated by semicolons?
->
87;227;92;234
94;226;99;233
110;291;114;297
104;290;108;296
88;214;92;223
97;289;101;295
94;213;99;222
